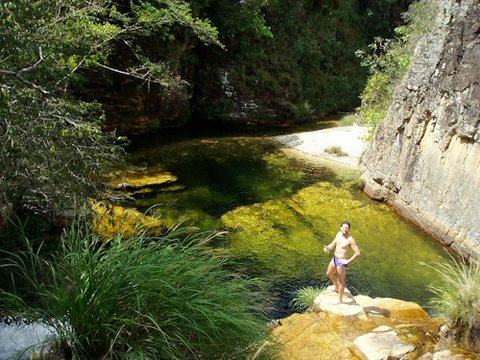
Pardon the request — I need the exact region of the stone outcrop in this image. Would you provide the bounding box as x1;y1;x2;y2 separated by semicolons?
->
361;0;480;261
269;286;474;360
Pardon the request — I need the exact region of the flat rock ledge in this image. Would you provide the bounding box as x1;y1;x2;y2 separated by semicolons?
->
270;286;474;360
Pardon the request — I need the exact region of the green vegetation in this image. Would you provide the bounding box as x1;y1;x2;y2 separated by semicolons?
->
293;286;324;311
1;220;269;359
336;114;358;127
195;0;413;123
324;146;349;157
356;0;438;137
0;0;415;222
0;2;445;358
0;0;222;220
428;258;480;351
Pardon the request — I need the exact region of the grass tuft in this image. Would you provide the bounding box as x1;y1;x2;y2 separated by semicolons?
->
324;146;349;157
1;219;270;359
428;257;480;350
292;286;325;311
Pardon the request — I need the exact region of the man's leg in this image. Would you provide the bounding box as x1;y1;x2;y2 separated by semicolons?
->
326;258;338;292
336;265;347;303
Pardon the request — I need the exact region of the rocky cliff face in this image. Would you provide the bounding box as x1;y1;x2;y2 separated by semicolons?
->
361;0;480;261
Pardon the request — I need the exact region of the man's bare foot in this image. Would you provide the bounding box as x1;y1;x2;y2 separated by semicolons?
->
332;300;343;305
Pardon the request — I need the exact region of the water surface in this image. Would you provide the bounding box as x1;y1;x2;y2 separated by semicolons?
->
126;131;453;312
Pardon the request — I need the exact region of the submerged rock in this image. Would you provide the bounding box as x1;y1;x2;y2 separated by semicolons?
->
107;165;177;190
90;200;163;238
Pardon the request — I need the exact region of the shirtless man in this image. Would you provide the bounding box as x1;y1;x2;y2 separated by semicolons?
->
323;221;361;303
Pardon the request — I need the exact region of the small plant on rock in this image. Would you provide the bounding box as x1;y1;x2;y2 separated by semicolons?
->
428;257;480;352
324;146;349;157
293;286;325;311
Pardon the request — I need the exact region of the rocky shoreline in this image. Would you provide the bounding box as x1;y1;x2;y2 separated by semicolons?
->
269;286;476;360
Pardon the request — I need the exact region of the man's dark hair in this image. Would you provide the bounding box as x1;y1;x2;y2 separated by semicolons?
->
341;221;351;229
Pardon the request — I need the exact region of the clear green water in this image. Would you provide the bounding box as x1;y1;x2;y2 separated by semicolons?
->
127;132;453;310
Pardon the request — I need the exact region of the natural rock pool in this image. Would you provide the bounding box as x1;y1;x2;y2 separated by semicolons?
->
124;130;454;315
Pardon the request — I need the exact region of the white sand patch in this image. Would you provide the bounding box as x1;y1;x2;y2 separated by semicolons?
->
271;126;368;167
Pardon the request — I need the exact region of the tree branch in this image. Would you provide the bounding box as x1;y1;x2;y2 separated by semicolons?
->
0;47;49;95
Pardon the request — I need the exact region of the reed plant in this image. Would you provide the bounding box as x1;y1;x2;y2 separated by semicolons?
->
1;220;270;359
292;286;324;311
428;258;480;350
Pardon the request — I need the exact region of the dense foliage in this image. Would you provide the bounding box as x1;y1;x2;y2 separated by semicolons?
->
356;0;437;136
0;0;221;219
194;0;413;123
1;221;269;359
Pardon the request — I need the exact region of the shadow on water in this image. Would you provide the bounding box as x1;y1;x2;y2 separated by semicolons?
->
123;127;455;319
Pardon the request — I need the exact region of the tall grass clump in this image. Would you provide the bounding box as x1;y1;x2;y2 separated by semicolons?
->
292;286;324;311
428;258;480;352
0;220;270;359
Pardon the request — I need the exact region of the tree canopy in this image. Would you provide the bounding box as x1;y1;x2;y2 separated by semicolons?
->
0;0;221;219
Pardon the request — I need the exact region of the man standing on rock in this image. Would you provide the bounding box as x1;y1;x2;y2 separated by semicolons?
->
323;221;361;303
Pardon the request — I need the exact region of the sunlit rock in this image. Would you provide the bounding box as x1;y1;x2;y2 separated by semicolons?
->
352;330;415;360
354;296;429;323
314;286;365;317
270;292;449;360
270;312;371;360
361;0;480;261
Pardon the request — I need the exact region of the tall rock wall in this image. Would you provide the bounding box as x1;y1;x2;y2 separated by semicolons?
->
361;0;480;261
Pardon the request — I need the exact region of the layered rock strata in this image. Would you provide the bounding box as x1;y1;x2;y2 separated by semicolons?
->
361;0;480;261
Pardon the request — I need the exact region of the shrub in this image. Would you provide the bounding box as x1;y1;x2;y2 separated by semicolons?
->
292;286;324;311
1;220;269;359
324;146;348;157
428;258;480;351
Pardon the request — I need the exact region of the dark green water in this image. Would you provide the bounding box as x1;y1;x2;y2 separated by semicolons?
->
126;129;453;312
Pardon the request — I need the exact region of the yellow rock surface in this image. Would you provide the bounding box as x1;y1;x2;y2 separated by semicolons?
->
271;312;372;360
355;297;429;323
90;200;163;238
107;165;177;189
270;290;443;360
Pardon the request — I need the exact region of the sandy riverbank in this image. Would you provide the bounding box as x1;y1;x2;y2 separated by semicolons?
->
270;125;369;168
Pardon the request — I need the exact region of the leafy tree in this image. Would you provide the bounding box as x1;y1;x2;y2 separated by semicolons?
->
0;0;221;221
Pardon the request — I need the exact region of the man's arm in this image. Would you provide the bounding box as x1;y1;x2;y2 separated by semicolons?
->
345;237;361;263
323;236;337;253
